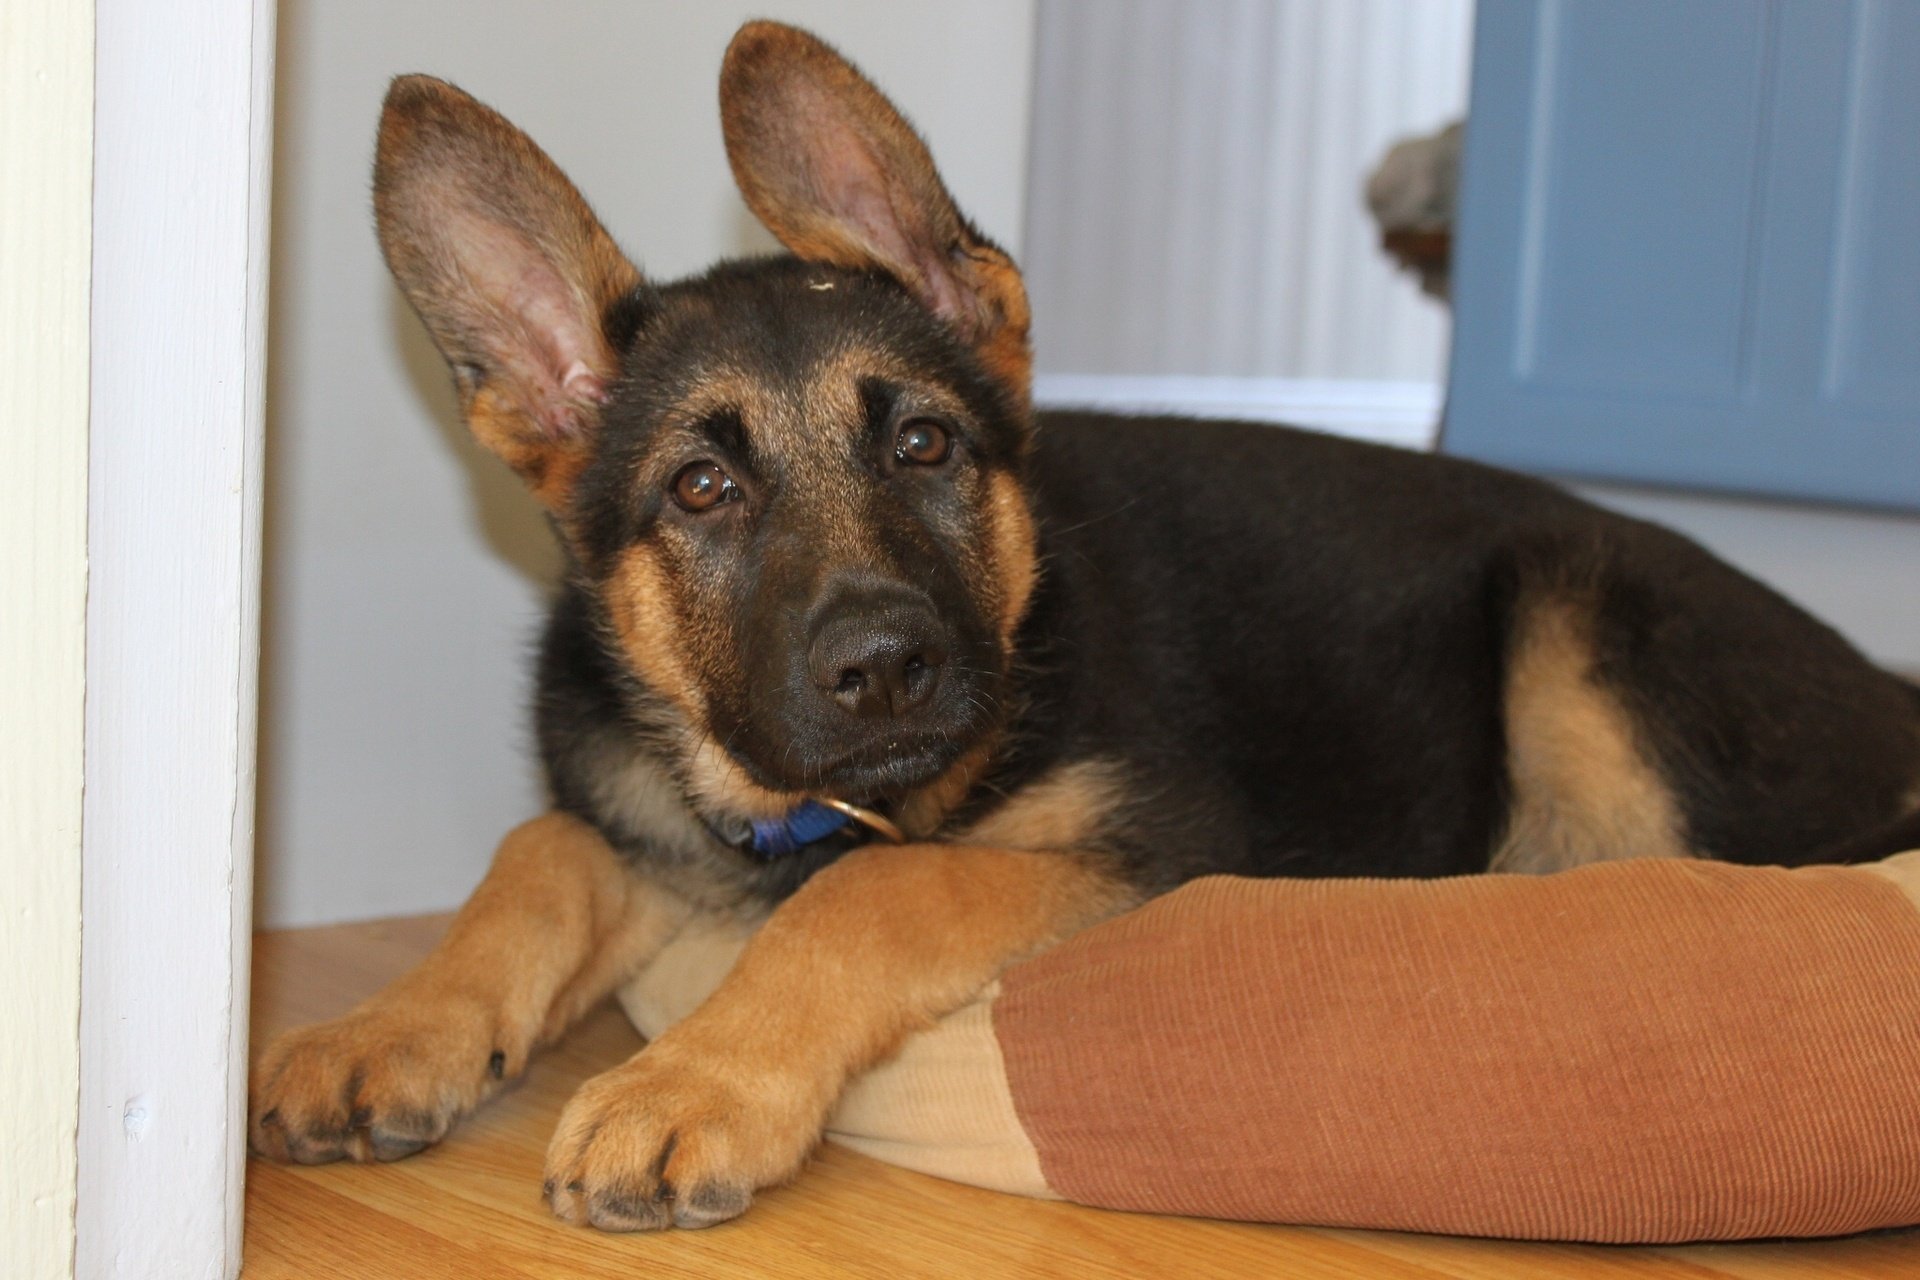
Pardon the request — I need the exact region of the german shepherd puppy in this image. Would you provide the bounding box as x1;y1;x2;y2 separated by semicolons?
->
251;21;1920;1231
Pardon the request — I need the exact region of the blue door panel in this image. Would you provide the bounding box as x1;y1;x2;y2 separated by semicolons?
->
1745;1;1853;403
1447;0;1920;510
1521;0;1768;399
1823;1;1920;412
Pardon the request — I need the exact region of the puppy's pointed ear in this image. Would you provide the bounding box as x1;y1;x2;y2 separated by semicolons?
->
374;75;642;510
720;22;1033;400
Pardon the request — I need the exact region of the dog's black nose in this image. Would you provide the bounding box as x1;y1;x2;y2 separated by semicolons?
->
808;593;948;720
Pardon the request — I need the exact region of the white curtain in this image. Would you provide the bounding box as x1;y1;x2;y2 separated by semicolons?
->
1024;0;1473;442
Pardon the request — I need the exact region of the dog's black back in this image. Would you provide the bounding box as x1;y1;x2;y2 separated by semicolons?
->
999;414;1920;891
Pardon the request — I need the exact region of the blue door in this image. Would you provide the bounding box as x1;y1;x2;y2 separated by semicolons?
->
1445;0;1920;510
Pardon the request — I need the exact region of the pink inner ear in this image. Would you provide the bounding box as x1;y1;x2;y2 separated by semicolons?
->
548;360;608;436
559;360;607;403
809;119;970;326
456;213;611;438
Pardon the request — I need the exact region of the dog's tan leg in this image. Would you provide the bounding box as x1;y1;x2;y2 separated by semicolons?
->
251;810;690;1164
542;844;1131;1230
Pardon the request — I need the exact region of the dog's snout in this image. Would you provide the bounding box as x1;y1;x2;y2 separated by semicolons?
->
808;595;949;720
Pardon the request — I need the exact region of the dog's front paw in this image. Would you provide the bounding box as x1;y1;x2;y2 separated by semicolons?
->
250;994;508;1165
543;1041;823;1231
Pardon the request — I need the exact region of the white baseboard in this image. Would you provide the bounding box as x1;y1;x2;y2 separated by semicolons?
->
1031;374;1443;450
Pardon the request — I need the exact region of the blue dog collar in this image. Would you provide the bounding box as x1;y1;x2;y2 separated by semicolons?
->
733;797;907;859
748;799;852;858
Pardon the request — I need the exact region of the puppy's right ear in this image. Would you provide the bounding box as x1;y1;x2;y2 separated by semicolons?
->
374;76;641;510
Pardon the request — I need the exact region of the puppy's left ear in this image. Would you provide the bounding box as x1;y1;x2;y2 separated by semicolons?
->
720;22;1033;400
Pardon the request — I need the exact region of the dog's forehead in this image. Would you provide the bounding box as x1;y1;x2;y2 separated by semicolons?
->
683;344;887;441
630;271;961;462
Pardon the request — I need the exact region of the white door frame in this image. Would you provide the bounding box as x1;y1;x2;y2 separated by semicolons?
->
80;1;274;1276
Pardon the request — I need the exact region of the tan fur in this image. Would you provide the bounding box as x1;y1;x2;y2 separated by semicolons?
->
962;759;1128;850
711;346;866;463
985;469;1040;646
603;543;707;722
965;250;1035;401
660;365;811;456
467;387;592;510
543;841;1134;1229
681;738;808;822
1492;598;1691;873
749;347;897;568
250;812;689;1164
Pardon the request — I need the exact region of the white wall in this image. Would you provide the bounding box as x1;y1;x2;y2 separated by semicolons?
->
260;0;1037;927
2;4;91;1275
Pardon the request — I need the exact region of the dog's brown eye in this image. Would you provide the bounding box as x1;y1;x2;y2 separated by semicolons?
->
895;419;952;466
671;461;734;512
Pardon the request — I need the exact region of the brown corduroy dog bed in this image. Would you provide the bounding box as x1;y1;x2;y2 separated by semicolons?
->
622;851;1920;1243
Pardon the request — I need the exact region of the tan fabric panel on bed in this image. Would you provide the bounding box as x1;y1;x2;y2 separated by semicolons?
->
992;859;1920;1241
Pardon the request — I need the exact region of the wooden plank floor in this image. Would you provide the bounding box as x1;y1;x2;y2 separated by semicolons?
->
245;914;1920;1279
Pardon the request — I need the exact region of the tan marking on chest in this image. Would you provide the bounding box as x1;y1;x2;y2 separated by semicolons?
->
961;759;1129;852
